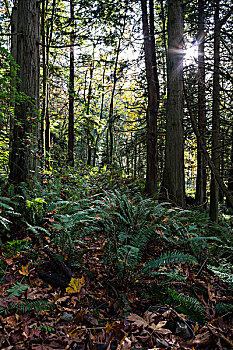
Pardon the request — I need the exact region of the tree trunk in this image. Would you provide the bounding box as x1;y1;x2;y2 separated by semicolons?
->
160;0;185;207
195;0;207;208
227;131;233;207
210;0;220;222
68;0;75;166
141;0;160;197
9;0;40;183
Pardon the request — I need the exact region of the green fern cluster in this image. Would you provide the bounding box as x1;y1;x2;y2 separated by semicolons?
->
142;251;197;275
208;260;233;286
168;289;205;319
0;282;53;315
215;302;233;315
0;299;53;315
7;282;29;298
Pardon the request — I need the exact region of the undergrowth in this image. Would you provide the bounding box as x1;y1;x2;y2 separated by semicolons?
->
0;167;232;323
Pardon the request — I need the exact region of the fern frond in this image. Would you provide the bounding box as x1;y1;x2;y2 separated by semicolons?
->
215;302;233;315
0;299;53;315
168;289;205;316
7;282;29;298
142;251;197;274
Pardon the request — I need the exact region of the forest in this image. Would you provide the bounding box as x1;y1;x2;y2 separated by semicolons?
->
0;0;233;349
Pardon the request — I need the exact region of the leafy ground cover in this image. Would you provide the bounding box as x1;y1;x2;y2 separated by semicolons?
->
0;168;232;349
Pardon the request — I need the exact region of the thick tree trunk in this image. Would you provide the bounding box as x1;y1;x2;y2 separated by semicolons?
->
9;0;40;183
160;0;185;207
68;0;75;166
195;0;207;208
141;0;159;197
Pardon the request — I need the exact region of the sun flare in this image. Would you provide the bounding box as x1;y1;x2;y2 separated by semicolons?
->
184;42;198;62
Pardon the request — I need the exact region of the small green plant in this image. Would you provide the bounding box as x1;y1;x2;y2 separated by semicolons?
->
26;197;47;224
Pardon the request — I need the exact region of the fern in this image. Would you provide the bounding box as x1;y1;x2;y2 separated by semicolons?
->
0;299;53;315
142;251;197;275
7;282;29;298
168;289;205;317
208;261;233;286
215;302;233;316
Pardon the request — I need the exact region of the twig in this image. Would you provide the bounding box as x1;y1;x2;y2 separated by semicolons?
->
196;257;208;278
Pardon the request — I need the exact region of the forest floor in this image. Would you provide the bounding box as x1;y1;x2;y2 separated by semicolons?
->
0;168;232;349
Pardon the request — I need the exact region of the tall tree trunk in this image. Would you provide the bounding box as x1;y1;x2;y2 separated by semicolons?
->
106;2;128;165
141;0;159;197
86;49;95;166
209;1;233;220
195;0;207;207
9;4;17;170
9;0;40;183
107;38;121;165
43;0;56;169
68;0;75;166
227;131;233;207
210;0;220;221
160;0;185;207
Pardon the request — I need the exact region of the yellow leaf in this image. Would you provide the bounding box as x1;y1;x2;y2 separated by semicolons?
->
66;276;85;294
19;263;30;276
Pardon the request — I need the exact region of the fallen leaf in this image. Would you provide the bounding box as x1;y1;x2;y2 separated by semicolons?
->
66;276;85;294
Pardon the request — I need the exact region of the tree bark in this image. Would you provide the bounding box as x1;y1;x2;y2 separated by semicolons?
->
141;0;159;197
68;0;75;166
184;86;233;209
9;0;40;183
209;0;220;221
195;0;207;208
160;0;185;207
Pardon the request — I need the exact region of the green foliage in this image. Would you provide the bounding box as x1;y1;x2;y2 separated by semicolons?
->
215;302;233;316
168;289;205;321
208;260;233;286
141;251;198;276
0;299;53;315
0;195;20;231
7;282;29;298
2;239;33;258
26;197;47;225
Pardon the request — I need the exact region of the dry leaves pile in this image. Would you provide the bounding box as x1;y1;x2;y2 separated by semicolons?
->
0;237;232;350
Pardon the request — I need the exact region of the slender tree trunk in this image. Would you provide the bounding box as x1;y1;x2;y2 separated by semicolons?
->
160;0;185;207
9;5;17;170
184;86;233;209
68;0;75;166
44;0;55;169
141;0;159;197
9;0;40;183
210;0;220;221
227;131;233;207
195;0;207;207
107;38;121;165
86;49;95;166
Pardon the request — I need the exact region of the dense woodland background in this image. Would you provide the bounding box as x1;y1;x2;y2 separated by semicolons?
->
0;0;233;349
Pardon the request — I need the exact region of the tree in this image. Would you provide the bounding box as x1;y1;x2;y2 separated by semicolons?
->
160;0;185;207
195;0;207;208
209;0;233;221
141;0;160;197
9;0;40;183
68;0;75;166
